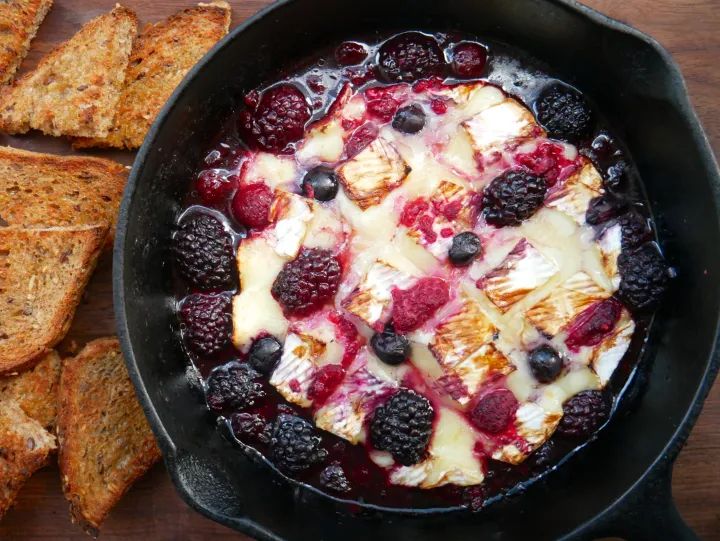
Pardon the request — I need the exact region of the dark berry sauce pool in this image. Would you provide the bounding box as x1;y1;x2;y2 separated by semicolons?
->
171;31;670;512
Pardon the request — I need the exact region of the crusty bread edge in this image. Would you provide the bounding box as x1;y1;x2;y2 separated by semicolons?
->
0;0;54;85
57;337;162;534
0;225;109;376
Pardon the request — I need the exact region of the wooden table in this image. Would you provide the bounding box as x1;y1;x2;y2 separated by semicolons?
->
0;0;718;539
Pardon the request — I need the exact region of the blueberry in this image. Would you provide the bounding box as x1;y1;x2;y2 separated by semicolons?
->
528;345;563;383
448;232;482;266
302;167;339;201
248;336;283;374
371;326;410;365
392;105;426;134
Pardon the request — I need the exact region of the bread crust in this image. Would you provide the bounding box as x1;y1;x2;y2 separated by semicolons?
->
0;225;108;374
57;337;161;534
0;0;53;85
74;1;231;149
0;5;138;137
0;400;56;519
0;145;127;243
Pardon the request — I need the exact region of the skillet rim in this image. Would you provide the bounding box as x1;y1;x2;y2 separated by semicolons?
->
113;0;720;537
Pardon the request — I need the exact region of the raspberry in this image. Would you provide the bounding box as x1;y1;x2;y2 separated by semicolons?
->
231;182;273;229
239;84;310;154
206;362;264;412
515;141;577;186
618;244;670;311
366;97;400;123
231;412;271;444
451;42;487;78
556;390;610;438
271;414;328;472
535;83;595;143
271;248;342;316
345;122;378;158
565;298;622;351
482;170;547;227
370;389;434;466
319;463;351;493
173;214;235;290
391;277;450;332
180;293;232;355
307;364;345;404
470;389;518;434
378;32;446;83
196;169;237;204
335;41;368;66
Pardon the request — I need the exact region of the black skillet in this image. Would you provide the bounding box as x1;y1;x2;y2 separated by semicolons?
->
114;0;720;539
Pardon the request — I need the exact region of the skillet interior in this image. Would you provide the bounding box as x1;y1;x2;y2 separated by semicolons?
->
115;0;720;539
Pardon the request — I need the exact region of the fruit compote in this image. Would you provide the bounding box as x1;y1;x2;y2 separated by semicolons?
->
171;31;670;512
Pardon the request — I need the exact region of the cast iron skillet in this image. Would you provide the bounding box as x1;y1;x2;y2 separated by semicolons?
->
114;0;720;539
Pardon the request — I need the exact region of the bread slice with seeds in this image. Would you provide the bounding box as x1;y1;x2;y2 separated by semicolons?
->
0;5;138;137
0;400;56;520
0;225;108;375
74;1;231;149
58;337;161;534
0;146;127;242
0;350;62;428
0;0;53;85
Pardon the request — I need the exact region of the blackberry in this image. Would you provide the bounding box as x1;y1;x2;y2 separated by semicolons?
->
482;170;547;227
206;362;264;412
617;244;670;311
378;32;445;83
319;463;351;493
370;389;434;466
557;390;610;439
271;414;328;472
451;42;488;79
173;214;235;290
180;293;232;355
617;211;651;250
248;336;283;375
230;412;271;444
271;248;342;316
535;83;595;143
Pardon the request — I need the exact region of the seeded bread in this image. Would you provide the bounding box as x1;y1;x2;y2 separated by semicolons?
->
0;5;138;137
0;0;53;85
0;350;62;428
74;1;231;149
0;225;108;375
0;146;127;242
58;337;161;534
0;400;56;520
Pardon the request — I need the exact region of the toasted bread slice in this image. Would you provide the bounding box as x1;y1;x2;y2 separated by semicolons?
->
0;146;127;241
58;337;161;534
0;5;138;137
74;1;230;149
0;400;56;519
0;0;53;85
0;225;107;375
0;350;62;428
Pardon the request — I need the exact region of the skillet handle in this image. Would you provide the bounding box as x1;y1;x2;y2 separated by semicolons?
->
581;463;699;541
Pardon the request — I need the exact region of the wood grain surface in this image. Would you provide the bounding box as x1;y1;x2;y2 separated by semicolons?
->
0;1;718;539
